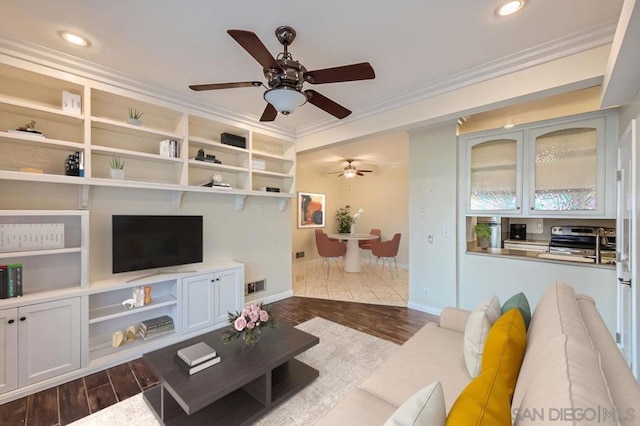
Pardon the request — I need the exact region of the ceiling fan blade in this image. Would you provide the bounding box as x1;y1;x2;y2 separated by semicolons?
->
357;172;364;176
227;30;281;71
189;81;262;91
305;90;351;119
358;170;373;173
259;103;278;122
305;62;375;84
337;172;344;177
327;171;344;174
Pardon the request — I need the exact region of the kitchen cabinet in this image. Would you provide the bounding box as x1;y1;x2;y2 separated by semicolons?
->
182;266;243;335
460;110;617;218
525;117;606;215
0;298;81;395
465;132;523;214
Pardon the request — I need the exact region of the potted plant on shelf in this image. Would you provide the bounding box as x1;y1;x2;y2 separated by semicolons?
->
110;156;125;180
475;223;492;250
127;108;143;126
335;205;353;234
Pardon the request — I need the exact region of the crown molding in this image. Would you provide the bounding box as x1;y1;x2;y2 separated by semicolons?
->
0;21;616;142
0;34;296;140
294;21;617;139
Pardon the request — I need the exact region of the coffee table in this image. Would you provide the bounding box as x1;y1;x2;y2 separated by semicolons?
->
142;324;319;425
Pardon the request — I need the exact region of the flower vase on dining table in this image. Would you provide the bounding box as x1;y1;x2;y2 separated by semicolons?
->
350;224;355;235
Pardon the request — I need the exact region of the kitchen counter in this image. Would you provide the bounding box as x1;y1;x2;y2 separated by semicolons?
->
466;246;616;269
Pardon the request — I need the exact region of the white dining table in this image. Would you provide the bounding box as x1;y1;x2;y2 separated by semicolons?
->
327;233;377;273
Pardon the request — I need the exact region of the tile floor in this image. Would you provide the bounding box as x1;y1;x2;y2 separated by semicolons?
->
292;257;408;306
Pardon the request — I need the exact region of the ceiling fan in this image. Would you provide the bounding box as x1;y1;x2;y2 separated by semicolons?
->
189;26;375;122
328;159;373;178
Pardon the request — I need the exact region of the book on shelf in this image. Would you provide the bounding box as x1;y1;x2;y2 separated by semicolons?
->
0;264;23;299
177;342;217;367
174;354;221;375
139;323;175;336
138;328;174;341
140;315;174;331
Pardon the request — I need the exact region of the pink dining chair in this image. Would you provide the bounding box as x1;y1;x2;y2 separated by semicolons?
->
315;230;347;279
371;233;401;278
358;229;381;263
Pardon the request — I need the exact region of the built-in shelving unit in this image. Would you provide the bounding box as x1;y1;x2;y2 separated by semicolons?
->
0;59;296;207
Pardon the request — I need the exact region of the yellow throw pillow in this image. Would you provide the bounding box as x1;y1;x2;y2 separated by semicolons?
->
481;308;527;401
446;367;511;426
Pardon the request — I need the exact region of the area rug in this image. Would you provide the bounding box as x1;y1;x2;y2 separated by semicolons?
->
71;317;399;425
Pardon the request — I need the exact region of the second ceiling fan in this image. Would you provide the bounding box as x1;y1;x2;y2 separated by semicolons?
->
189;26;375;122
329;159;373;178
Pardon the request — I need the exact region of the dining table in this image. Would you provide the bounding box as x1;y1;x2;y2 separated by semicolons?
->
327;233;377;273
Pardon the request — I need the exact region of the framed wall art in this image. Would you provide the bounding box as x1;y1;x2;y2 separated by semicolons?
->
297;192;325;228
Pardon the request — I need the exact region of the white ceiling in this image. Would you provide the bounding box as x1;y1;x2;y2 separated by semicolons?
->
0;0;625;171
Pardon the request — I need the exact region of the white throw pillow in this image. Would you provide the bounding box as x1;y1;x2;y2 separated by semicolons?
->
384;381;446;426
463;295;501;377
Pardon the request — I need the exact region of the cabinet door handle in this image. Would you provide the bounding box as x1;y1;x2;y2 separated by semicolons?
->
8;319;15;324
20;317;26;321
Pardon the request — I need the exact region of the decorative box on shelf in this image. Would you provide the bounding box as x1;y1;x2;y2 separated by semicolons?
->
0;223;65;252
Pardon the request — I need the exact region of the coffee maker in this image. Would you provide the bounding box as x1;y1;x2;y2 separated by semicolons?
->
510;224;527;240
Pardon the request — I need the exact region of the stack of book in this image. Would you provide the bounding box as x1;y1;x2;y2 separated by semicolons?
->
0;264;23;299
175;341;220;375
138;315;174;340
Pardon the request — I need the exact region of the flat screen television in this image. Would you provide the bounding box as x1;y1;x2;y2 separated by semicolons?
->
112;215;203;274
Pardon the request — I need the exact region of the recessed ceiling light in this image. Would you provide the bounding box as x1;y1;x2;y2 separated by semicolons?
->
60;31;90;47
496;0;525;17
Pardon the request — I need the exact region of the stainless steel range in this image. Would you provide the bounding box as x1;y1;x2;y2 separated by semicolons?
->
549;226;616;263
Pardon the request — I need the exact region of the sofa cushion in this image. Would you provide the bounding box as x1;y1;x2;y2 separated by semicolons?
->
514;335;618;425
360;322;471;411
445;367;511;426
502;292;531;329
482;308;527;401
463;295;502;377
384;381;446;426
513;282;592;408
315;388;397;426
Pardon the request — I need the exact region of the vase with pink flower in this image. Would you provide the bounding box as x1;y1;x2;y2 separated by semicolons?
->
222;302;276;346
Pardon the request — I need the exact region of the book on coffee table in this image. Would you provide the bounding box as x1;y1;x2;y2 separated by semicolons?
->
174;354;221;375
177;341;217;366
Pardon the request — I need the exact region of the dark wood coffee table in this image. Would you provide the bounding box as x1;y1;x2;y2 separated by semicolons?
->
142;324;319;425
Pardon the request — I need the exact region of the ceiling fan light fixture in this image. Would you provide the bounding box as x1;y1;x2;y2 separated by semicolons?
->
343;169;357;179
264;87;307;115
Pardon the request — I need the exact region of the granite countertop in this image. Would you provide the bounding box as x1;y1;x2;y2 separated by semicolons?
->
466;246;616;269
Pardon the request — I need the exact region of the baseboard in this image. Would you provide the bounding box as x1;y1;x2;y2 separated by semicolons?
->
408;301;443;316
250;290;294;305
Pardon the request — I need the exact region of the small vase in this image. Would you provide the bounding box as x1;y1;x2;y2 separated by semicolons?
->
144;286;152;305
479;237;490;250
127;117;141;126
243;330;261;346
350;224;355;235
110;168;125;180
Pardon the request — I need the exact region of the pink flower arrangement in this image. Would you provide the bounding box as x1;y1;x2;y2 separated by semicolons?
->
223;302;276;346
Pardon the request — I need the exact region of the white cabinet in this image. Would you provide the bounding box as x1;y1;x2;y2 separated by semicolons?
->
0;298;81;395
182;266;243;335
464;132;523;214
460;111;617;218
0;308;17;394
525;117;606;215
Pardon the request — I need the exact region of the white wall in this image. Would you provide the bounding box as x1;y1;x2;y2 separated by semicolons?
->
407;122;458;314
0;180;293;303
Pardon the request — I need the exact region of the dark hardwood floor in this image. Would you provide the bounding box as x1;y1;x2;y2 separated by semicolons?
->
0;297;437;426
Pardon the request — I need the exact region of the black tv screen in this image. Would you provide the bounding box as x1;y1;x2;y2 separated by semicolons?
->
112;215;203;274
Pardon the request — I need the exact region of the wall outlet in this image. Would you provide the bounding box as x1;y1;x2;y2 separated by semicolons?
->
424;288;430;297
295;251;305;259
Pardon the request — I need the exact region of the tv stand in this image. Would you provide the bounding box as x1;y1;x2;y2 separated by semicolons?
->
126;269;198;283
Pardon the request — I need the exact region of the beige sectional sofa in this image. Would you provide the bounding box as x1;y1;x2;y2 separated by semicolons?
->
318;282;640;425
